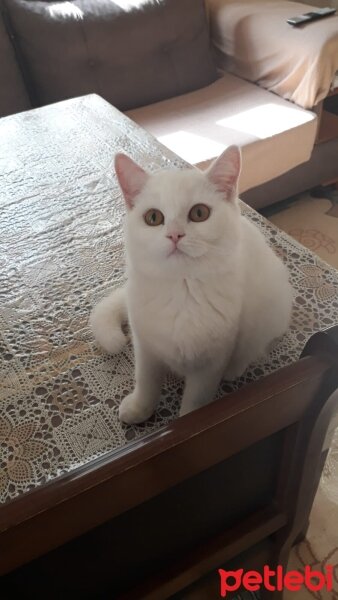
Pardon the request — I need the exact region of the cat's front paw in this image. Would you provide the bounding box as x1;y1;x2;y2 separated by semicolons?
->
119;392;155;425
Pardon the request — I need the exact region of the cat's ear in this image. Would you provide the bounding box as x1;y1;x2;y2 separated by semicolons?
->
206;146;241;201
115;153;149;209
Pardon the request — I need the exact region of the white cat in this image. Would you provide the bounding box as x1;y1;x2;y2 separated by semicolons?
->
90;147;293;424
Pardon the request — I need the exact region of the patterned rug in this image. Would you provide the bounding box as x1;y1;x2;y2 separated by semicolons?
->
264;186;338;270
264;187;338;599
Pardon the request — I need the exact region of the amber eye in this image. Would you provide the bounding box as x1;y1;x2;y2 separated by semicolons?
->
144;209;165;226
188;204;210;222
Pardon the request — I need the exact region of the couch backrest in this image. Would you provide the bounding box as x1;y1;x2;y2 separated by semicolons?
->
2;0;217;113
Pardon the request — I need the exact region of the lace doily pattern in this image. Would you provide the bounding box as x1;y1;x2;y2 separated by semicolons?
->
1;94;338;503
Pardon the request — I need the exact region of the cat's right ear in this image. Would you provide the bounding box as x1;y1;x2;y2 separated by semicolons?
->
206;146;241;202
115;153;149;209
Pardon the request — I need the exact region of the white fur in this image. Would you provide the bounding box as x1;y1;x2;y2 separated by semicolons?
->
90;147;293;423
89;287;128;354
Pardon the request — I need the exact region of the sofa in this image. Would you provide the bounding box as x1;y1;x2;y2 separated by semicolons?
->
0;0;338;209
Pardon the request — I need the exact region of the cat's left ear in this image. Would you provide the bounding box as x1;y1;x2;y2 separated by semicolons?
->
115;153;149;209
206;146;241;202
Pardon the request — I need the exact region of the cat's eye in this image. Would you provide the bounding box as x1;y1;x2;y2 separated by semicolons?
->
188;204;210;222
144;209;165;226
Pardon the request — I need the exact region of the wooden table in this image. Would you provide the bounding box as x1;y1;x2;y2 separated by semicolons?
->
1;95;338;598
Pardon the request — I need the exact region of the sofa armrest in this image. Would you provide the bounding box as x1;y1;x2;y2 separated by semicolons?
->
0;8;30;117
207;0;338;109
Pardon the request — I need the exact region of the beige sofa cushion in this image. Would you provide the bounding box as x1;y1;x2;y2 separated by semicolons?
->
208;0;338;109
127;73;317;192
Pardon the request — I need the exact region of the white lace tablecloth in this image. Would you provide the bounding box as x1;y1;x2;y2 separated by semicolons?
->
1;94;338;504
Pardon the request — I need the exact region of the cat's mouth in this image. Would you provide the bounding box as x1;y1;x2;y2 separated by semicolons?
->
167;246;185;258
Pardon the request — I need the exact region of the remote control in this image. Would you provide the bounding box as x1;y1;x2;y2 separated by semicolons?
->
287;7;336;26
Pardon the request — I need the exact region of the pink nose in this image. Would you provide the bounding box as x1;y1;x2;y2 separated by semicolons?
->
166;232;185;244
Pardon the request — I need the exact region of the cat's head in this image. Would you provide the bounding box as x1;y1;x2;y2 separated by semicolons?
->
115;147;242;278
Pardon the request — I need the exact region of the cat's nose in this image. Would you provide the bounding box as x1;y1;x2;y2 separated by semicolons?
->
166;232;186;244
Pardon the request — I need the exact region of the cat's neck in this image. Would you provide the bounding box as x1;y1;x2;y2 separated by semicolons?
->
127;255;242;287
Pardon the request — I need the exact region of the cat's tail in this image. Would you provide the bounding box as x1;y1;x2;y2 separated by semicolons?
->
89;286;128;354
